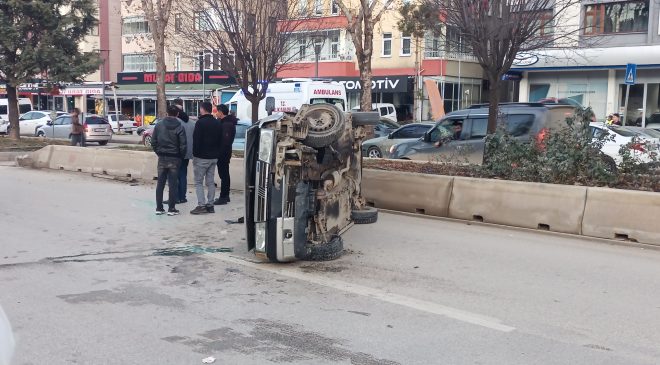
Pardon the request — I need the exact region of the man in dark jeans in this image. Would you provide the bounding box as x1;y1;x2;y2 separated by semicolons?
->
214;104;237;205
164;98;193;204
151;105;187;216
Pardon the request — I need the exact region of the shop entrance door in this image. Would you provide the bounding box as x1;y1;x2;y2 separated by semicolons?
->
619;84;644;126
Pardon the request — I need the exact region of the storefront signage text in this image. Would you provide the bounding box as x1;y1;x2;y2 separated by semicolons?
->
117;71;234;85
333;76;409;93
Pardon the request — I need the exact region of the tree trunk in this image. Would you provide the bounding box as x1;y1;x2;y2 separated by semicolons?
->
7;85;20;140
359;62;372;112
155;38;167;118
487;77;501;134
249;97;260;125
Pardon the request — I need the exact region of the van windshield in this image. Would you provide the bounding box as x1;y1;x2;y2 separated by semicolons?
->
19;104;32;114
310;98;345;112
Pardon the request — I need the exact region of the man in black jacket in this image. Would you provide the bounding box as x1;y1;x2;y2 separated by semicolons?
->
191;101;223;215
151;105;187;216
213;104;237;205
173;98;189;122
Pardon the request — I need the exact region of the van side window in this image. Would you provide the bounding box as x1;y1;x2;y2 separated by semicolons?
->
379;107;388;116
468;118;488;139
506;114;535;137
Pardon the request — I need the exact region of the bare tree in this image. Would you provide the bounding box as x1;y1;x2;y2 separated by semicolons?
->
426;0;582;133
178;0;311;123
335;0;395;112
139;0;175;118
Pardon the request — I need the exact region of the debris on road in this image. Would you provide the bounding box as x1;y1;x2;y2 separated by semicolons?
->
201;356;216;363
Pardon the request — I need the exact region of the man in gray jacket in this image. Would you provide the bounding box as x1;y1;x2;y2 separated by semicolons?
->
151;105;187;216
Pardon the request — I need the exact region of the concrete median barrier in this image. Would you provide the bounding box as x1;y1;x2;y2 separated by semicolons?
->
94;149;150;179
582;188;660;245
47;145;97;173
448;177;587;235
362;169;454;217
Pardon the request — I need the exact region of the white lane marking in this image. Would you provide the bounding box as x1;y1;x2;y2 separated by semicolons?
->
209;254;516;333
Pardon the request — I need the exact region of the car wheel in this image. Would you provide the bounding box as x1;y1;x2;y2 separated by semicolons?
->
351;206;378;224
98;140;108;146
143;136;152;147
351;112;381;126
367;146;383;158
36;131;45;137
302;104;346;148
599;154;618;174
298;235;344;261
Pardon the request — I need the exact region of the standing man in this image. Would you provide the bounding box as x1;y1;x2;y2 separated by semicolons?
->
70;108;84;147
191;101;223;215
151;105;187;216
214;104;237;205
175;98;192;204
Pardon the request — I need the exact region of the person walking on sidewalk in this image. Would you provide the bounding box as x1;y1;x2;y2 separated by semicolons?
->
191;101;223;215
70;108;85;147
152;105;187;216
213;104;237;206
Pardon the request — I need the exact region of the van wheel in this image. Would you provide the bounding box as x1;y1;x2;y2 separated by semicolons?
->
299;235;344;261
36;131;45;137
302;104;346;148
352;112;380;126
98;141;108;146
351;207;378;224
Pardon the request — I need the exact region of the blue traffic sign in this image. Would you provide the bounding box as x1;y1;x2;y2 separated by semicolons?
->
625;63;637;85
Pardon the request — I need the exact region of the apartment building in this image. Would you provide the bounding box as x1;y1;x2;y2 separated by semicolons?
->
512;0;660;125
278;0;484;121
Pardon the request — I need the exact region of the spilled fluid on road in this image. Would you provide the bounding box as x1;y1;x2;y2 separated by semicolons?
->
153;245;233;256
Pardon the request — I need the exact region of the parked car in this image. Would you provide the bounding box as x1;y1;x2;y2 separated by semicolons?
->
141;119;160;146
362;122;434;158
389;103;577;163
352;103;398;123
36;114;112;145
232;120;251;153
108;114;138;134
646;122;660;132
18;110;58;136
373;118;400;138
591;123;660;164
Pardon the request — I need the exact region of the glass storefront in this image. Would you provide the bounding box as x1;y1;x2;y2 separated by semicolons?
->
619;83;660;126
527;71;608;120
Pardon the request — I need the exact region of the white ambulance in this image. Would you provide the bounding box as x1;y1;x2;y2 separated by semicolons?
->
227;78;347;121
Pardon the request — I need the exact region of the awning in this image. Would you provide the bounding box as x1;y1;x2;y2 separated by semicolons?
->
511;46;660;71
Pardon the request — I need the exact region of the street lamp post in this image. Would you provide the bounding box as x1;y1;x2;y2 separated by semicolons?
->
199;51;214;102
313;37;324;78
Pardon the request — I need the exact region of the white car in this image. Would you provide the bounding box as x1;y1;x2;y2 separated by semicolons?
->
590;123;660;164
19;110;63;136
108;114;137;134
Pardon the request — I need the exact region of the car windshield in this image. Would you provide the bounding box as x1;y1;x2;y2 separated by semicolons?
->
636;128;660;138
85;116;108;125
113;115;130;121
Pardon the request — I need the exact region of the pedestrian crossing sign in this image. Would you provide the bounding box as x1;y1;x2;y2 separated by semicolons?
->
625;63;637;85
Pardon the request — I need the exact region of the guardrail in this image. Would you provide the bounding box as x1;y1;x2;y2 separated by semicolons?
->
17;147;660;246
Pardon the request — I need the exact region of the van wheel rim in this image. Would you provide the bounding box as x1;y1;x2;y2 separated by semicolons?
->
368;148;381;158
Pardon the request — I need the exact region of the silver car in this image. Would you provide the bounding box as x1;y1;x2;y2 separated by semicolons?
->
37;114;112;145
362;122;434;158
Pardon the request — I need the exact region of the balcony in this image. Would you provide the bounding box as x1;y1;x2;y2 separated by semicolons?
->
291;51;353;63
424;50;478;63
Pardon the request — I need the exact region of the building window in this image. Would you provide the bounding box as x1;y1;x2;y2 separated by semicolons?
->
299;0;308;16
174;13;182;33
382;32;392;56
401;33;411;56
536;9;554;36
122;16;150;35
90;25;99;36
331;0;340;15
330;34;339;58
298;36;307;60
584;1;649;35
194;10;217;31
174;53;181;71
123;53;156;71
314;0;323;15
424;32;441;57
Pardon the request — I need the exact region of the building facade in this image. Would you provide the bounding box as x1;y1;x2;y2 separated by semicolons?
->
277;0;484;122
512;0;660;125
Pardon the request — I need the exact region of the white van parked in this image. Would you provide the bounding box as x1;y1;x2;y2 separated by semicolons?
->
227;78;347;121
352;103;397;123
0;98;33;122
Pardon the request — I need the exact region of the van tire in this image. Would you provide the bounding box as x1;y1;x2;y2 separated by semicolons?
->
302;104;346;148
299;235;344;261
351;207;378;224
351;112;380;126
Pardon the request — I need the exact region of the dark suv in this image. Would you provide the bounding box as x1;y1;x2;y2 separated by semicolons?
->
389;103;576;163
244;104;379;262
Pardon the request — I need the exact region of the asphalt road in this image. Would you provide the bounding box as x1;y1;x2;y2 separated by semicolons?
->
1;166;660;365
